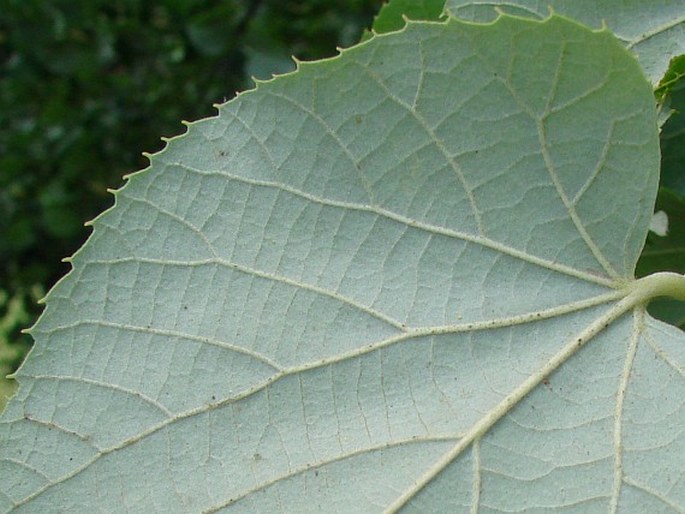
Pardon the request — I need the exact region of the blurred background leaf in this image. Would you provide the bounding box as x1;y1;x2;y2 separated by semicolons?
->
637;189;685;329
360;0;444;41
635;55;685;331
658;55;685;196
639;189;685;277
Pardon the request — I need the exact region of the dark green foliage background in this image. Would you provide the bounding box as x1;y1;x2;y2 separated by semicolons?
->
0;0;381;403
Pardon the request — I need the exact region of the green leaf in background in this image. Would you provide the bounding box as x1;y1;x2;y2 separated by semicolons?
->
0;289;37;411
647;295;685;329
366;0;445;38
659;55;685;195
0;283;44;413
2;13;684;513
641;54;685;328
655;54;685;103
444;0;685;85
640;189;685;277
638;188;685;328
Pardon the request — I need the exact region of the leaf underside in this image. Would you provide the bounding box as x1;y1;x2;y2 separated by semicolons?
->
2;14;684;513
445;0;685;86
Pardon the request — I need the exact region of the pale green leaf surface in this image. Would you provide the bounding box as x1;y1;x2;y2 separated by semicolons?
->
444;0;685;85
1;14;683;513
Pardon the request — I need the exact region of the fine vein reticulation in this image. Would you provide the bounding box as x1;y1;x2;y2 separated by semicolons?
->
2;13;680;514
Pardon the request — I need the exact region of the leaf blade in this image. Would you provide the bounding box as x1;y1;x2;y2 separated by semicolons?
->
444;0;685;85
1;14;678;513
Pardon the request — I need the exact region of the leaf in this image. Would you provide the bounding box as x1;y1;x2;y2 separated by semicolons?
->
660;58;685;196
641;53;685;329
655;54;685;103
639;189;685;277
444;0;685;85
2;13;685;513
648;297;685;330
638;188;685;330
369;0;445;36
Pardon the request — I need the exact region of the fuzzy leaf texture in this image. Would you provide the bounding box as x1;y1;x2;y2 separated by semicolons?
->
2;14;685;513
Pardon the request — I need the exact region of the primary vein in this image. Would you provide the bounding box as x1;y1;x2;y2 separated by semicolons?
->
383;289;647;512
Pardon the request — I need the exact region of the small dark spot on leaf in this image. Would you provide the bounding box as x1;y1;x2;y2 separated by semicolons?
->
355;114;362;124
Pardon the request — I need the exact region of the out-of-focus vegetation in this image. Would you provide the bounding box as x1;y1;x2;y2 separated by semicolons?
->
0;0;381;409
